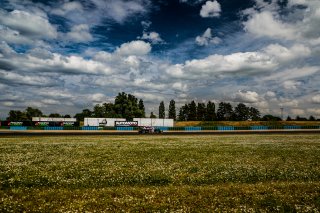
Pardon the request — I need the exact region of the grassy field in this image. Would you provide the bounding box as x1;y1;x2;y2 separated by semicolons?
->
0;135;320;212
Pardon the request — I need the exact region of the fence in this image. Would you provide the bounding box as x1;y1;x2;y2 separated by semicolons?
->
2;125;320;131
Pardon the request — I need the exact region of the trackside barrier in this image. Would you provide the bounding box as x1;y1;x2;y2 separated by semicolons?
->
202;126;218;130
103;127;116;130
44;127;63;130
10;126;27;130
116;127;134;131
168;127;185;131
185;126;202;131
156;127;169;131
251;126;268;130
218;126;235;131
82;126;99;130
234;126;250;130
284;126;301;129
63;126;81;130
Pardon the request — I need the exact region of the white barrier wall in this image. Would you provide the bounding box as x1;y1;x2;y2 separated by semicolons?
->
32;117;76;122
133;118;174;127
84;118;126;127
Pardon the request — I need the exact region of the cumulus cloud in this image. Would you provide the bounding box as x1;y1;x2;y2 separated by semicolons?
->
263;43;311;62
291;108;305;116
243;0;320;44
200;1;221;18
195;28;221;46
116;40;151;56
244;11;297;40
88;0;148;24
311;95;320;104
307;108;320;116
51;1;83;16
0;9;57;40
234;90;260;103
283;80;302;90
66;24;93;43
139;32;163;44
166;51;276;79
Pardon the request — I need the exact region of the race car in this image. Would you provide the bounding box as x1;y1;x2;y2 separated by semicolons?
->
138;126;163;134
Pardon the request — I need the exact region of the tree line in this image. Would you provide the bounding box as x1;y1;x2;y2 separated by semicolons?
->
3;92;319;122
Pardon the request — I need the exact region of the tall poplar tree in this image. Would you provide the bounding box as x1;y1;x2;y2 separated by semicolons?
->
159;101;165;118
168;99;176;120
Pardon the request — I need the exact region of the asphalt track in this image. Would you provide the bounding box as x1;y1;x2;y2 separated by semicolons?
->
1;129;320;136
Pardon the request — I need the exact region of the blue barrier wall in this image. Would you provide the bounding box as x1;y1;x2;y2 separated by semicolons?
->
116;127;134;131
284;126;301;129
44;127;64;130
82;126;99;130
218;126;235;131
10;126;27;130
156;127;168;131
251;126;268;130
184;126;202;131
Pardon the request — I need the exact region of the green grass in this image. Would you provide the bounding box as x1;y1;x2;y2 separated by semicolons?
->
0;135;320;212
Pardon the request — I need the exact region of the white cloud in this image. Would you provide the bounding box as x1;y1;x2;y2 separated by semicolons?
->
2;102;14;107
90;0;147;23
167;51;276;79
0;70;57;86
41;99;61;105
234;90;260;103
263;66;319;81
51;1;83;16
244;11;296;40
263;43;311;62
200;1;221;18
307;108;320;116
291;108;305;116
139;32;163;44
283;80;302;90
195;28;221;46
280;99;299;107
66;24;93;43
0;9;57;39
90;93;107;102
116;40;151;56
311;95;320;104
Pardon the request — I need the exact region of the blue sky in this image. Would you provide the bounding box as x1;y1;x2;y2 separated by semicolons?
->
0;0;320;118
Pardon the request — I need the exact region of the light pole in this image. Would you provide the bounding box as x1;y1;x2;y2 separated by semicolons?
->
280;108;284;120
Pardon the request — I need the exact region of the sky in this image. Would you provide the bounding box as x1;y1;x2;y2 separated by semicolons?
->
0;0;319;118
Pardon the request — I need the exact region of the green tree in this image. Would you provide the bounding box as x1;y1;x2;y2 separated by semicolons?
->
206;101;216;121
309;115;316;121
234;103;250;121
138;99;145;118
25;107;43;120
168;99;176;120
150;112;157;118
188;101;197;121
217;102;233;121
7;110;27;121
74;109;92;122
114;92;141;120
261;115;281;121
103;103;118;118
197;103;206;121
93;104;106;117
159;101;165;119
178;104;189;121
249;107;261;121
49;113;62;118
